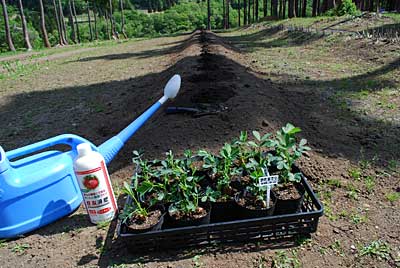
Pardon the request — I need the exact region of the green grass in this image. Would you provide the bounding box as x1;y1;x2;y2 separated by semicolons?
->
350;212;367;225
96;221;111;230
386;191;400;202
359;240;391;260
11;243;30;254
348;168;362;181
383;12;400;22
364;176;375;193
0;239;7;248
272;250;301;268
324;178;342;188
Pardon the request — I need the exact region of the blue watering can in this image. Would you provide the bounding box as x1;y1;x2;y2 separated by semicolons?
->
0;75;181;238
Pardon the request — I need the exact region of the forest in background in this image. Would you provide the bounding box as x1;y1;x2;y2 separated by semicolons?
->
0;0;399;52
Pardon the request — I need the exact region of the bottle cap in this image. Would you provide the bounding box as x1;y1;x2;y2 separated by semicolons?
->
77;143;92;156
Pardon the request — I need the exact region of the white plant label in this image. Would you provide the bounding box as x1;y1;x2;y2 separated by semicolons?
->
258;168;279;209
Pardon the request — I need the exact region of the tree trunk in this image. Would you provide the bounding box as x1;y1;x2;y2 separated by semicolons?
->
247;0;251;23
119;0;127;38
227;0;230;28
39;0;51;48
207;0;211;30
271;0;278;17
375;0;379;12
108;0;117;38
294;0;299;16
244;0;247;24
312;0;317;16
105;12;111;39
17;0;32;50
68;0;76;43
238;0;241;26
279;0;283;18
288;0;294;17
58;0;68;45
263;0;267;16
87;2;93;41
1;0;15;51
252;0;255;22
256;0;259;20
52;0;63;45
71;0;80;43
282;0;286;19
223;0;226;29
302;0;307;16
93;5;98;40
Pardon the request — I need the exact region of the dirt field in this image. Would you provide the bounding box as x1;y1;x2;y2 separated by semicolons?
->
0;20;399;268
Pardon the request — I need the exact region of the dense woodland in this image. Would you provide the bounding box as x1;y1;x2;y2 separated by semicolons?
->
0;0;399;52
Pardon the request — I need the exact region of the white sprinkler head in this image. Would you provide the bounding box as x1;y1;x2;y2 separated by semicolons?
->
164;74;181;99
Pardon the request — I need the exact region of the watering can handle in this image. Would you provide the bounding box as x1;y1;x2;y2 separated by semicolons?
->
6;134;95;161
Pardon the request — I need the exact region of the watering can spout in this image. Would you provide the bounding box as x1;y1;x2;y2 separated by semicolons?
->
98;74;181;164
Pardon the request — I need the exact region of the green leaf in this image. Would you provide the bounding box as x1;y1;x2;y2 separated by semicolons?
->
299;139;307;146
247;141;258;147
201;196;207;202
137;181;153;194
252;131;261;141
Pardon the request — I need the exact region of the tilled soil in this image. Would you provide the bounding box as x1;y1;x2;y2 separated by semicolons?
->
0;30;399;268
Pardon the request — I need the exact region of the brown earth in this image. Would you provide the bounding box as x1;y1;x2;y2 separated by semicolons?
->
0;27;399;268
127;210;162;231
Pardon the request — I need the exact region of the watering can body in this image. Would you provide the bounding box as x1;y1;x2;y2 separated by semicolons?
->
0;135;96;238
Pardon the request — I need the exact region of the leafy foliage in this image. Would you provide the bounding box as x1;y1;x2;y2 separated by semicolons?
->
336;0;361;16
268;123;311;184
120;123;309;222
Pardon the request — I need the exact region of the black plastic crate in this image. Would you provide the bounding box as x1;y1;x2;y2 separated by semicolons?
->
117;176;323;252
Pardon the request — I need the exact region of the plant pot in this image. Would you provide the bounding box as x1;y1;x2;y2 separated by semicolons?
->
124;205;165;234
273;182;305;215
234;191;276;219
210;200;240;222
167;203;211;228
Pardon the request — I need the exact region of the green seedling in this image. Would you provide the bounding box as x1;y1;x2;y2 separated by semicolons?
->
364;176;375;193
0;239;7;248
350;213;367;225
324;178;342;188
272;250;301;268
11;243;30;254
359;240;391;260
192;255;203;268
346;183;359;200
348;168;361;181
329;240;345;257
119;181;149;224
386;192;400;202
268;123;311;184
254;256;268;268
218;143;239;197
96;221;111;230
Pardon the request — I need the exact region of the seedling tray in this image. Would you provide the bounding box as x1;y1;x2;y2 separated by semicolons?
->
117;175;323;252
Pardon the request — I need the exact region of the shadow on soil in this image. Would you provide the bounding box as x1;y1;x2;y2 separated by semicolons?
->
222;28;325;52
75;32;197;62
1;30;400;266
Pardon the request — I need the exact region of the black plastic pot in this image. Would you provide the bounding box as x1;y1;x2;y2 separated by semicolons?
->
123;204;165;234
210;200;240;222
166;203;211;228
234;191;276;219
273;182;305;215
